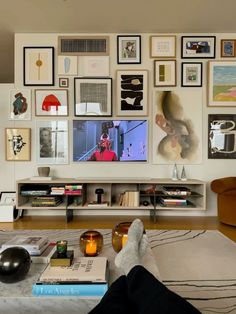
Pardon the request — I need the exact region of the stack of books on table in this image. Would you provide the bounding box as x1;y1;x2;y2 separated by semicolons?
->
64;184;83;195
159;197;187;207
32;256;109;297
31;196;62;207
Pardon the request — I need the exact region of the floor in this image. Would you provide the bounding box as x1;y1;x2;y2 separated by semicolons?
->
1;215;236;242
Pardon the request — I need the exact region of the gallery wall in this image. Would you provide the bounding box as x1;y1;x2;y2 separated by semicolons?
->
1;32;236;217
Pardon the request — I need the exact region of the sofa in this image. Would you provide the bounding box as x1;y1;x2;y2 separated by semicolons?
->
211;177;236;226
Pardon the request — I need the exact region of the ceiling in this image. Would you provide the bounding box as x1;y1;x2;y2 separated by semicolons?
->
1;0;236;82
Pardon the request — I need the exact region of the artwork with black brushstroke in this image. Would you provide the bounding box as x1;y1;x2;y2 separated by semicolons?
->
120;74;143;111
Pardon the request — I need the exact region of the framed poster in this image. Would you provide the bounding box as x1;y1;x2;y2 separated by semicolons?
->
5;128;31;161
181;62;202;87
154;60;176;87
181;36;216;59
78;56;110;76
9;89;31;120
221;39;236;57
36;120;68;164
35;89;68;116
208;60;236;107
117;35;141;64
23;47;54;86
74;77;112;116
116;70;148;116
150;35;176;58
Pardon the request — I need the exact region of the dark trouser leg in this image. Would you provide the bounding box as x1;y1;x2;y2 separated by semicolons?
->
127;266;201;314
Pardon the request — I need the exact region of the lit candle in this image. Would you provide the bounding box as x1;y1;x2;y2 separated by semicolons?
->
122;234;128;247
85;236;97;256
56;240;68;255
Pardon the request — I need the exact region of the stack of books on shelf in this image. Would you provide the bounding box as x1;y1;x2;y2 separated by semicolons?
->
162;186;191;196
50;186;65;195
119;191;139;207
31;196;62;207
64;184;83;195
159;197;188;207
32;257;109;297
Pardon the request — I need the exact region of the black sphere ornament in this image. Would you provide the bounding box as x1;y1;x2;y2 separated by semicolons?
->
0;247;31;283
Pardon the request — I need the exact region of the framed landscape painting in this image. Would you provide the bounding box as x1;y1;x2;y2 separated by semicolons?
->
116;70;148;116
5;128;31;161
208;61;236;107
181;36;216;59
35;89;68;116
9;89;31;120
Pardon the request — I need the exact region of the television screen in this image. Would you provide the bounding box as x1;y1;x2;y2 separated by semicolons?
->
73;120;148;162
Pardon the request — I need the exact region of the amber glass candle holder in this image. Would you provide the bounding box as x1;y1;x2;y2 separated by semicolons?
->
80;230;103;257
112;222;132;253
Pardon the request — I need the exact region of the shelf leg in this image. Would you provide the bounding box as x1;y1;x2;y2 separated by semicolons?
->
66;209;73;223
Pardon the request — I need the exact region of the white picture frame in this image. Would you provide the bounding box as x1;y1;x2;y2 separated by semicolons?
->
78;56;110;76
9;89;31;120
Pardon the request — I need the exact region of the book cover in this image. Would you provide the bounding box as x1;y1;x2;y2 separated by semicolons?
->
1;235;49;250
31;243;56;264
0;239;50;256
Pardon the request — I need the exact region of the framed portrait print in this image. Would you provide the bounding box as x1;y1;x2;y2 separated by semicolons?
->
5;128;31;161
23;47;54;86
36;120;68;164
117;35;141;64
221;39;236;57
78;56;110;76
181;36;216;59
181;62;202;87
150;35;176;58
116;70;148;116
9;89;31;120
74;77;112;116
154;60;176;87
208;60;236;107
59;78;69;88
35;89;68;116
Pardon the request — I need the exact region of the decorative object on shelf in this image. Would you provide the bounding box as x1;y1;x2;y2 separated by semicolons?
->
80;230;103;257
5;127;31;161
56;240;68;256
95;188;104;204
0;247;31;283
180;166;187;181
112;222;132;253
172;163;179;181
38;166;50;177
117;35;141;64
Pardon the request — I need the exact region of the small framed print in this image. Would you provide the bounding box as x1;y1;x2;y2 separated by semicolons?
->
35;89;68;116
0;192;16;205
74;77;112;116
58;56;78;75
150;35;176;58
154;60;176;87
221;39;236;57
181;36;216;59
9;89;31;120
78;56;110;76
5;128;31;161
181;62;202;87
59;78;69;88
23;47;54;86
117;35;141;64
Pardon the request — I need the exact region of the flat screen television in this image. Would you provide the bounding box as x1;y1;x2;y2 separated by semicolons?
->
73;120;147;162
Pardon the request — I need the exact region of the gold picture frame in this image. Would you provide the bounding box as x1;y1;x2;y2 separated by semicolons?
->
5;128;31;161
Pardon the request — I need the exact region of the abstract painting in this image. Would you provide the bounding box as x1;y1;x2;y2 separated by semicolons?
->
153;90;202;164
5;128;31;161
208;61;236;106
116;70;148;116
154;60;176;87
9;89;31;120
181;36;215;59
35;89;68;116
58;56;78;75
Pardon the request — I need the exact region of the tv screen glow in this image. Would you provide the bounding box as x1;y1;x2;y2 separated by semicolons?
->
73;120;147;162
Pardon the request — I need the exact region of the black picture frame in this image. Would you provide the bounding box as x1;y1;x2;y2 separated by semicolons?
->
181;36;216;59
181;62;202;87
117;35;141;64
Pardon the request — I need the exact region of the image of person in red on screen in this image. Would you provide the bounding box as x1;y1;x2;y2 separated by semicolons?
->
88;133;118;161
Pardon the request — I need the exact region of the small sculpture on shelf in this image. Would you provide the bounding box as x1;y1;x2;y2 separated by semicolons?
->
171;163;179;181
95;188;104;204
180;166;187;181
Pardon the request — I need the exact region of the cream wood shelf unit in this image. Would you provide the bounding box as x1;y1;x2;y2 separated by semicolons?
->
16;178;206;223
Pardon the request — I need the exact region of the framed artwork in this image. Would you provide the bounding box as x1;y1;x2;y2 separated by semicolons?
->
0;192;16;205
181;36;216;59
78;56;110;76
153;90;202;164
5;128;31;161
208;114;236;159
58;56;78;75
181;62;202;87
74;77;112;116
116;70;148;116
35;89;68;116
154;60;176;87
59;78;69;88
9;89;31;120
221;39;236;57
117;35;141;64
23;47;54;86
208;60;236;107
36;120;68;164
150;35;176;58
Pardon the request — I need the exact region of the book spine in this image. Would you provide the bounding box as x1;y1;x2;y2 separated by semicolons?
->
32;283;108;296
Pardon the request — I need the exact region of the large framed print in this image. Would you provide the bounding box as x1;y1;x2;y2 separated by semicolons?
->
35;89;68;116
208;60;236;107
181;36;216;59
5;128;31;161
23;47;54;86
154;60;176;87
116;70;148;116
117;35;141;64
36;120;68;164
181;62;202;87
150;35;176;58
9;89;31;120
74;77;112;116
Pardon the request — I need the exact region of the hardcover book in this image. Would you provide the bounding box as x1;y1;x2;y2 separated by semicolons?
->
1;235;48;250
31;243;56;263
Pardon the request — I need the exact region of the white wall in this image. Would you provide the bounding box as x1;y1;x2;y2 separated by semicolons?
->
1;32;236;217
